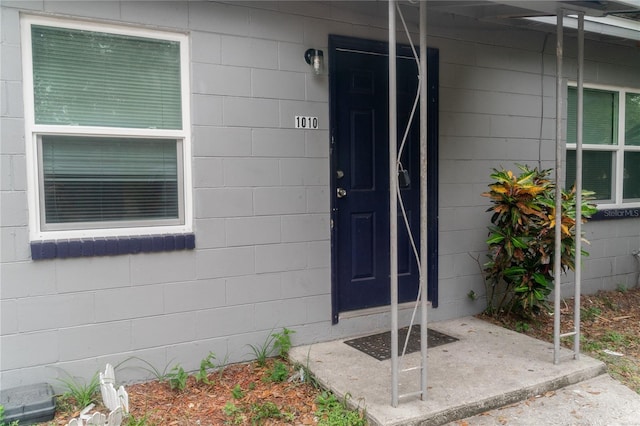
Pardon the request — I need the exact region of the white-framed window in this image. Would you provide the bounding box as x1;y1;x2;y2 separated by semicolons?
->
21;15;192;240
566;83;640;208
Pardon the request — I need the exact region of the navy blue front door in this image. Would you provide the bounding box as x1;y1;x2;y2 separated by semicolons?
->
330;36;439;319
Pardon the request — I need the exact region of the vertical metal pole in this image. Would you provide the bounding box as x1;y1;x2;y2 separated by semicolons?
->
553;10;564;365
574;12;584;360
389;0;399;408
419;0;428;401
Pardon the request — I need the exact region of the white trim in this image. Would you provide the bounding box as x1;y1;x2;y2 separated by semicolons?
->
525;15;640;41
566;82;640;209
21;14;193;241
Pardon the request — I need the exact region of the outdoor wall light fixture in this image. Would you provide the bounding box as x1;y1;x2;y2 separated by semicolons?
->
304;48;324;75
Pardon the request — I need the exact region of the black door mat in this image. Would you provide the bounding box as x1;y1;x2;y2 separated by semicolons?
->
344;325;458;361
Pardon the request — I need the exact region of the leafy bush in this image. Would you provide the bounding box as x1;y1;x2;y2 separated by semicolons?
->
482;165;596;316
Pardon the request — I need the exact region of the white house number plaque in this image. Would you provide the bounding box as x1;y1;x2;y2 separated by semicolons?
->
294;116;319;129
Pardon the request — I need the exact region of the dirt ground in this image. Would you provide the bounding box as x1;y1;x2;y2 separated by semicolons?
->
480;286;640;393
45;288;640;425
48;358;323;425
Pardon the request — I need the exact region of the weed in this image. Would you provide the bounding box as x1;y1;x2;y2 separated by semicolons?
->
617;284;628;293
273;328;295;359
581;336;603;353
195;352;216;385
515;321;530;333
266;361;289;383
581;306;602;321
125;413;154;426
603;331;626;345
315;391;367;426
115;356;174;383
167;364;188;391
248;382;256;391
222;402;244;425
0;405;20;426
601;296;619;311
215;352;231;380
56;371;100;409
248;332;277;367
249;401;285;424
231;384;244;399
467;290;478;301
248;327;295;365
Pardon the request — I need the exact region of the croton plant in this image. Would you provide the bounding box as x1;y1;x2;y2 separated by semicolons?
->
482;165;597;316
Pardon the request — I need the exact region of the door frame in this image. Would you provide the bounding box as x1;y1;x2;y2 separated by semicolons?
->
329;35;439;324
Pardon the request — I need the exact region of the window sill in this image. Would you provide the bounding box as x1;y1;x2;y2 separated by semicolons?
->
30;234;195;261
592;208;640;221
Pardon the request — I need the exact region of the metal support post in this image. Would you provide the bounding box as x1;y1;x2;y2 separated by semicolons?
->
553;9;564;365
388;0;399;408
419;0;428;401
574;12;584;360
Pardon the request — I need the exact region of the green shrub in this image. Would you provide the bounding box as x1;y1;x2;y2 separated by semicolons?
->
482;165;596;316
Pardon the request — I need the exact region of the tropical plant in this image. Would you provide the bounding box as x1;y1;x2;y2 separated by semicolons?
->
482;165;596;316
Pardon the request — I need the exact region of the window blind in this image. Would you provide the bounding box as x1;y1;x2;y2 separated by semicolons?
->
568;88;617;145
626;93;640;146
566;150;613;202
31;25;182;129
42;136;179;224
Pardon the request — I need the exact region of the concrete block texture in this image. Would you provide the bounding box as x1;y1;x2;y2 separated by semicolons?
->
2;0;639;390
254;187;307;215
225;216;281;247
252;128;305;157
193;126;252;157
163;279;226;314
16;293;95;332
193;63;251;96
255;242;308;273
223;158;280;187
221;35;278;69
0;117;26;155
191;31;222;65
0;191;28;227
132;312;197;350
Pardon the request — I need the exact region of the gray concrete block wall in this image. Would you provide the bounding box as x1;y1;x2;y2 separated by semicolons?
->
1;0;639;389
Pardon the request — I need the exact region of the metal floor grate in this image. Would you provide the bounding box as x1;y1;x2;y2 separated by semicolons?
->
344;325;458;361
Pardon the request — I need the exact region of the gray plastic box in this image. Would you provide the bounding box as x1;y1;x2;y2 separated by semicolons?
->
0;383;56;425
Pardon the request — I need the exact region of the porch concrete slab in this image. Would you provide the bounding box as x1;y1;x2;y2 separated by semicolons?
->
289;316;607;426
446;374;640;425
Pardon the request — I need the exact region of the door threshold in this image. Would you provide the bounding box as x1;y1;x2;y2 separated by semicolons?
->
338;301;431;321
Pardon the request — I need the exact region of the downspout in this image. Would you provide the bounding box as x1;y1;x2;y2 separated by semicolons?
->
388;0;399;409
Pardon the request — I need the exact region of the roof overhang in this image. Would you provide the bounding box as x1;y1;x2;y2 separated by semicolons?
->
427;1;640;43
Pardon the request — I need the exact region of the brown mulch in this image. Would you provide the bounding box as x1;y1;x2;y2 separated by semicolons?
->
46;358;322;425
43;287;640;425
479;286;640;359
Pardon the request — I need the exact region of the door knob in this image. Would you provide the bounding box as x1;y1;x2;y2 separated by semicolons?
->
337;188;347;198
